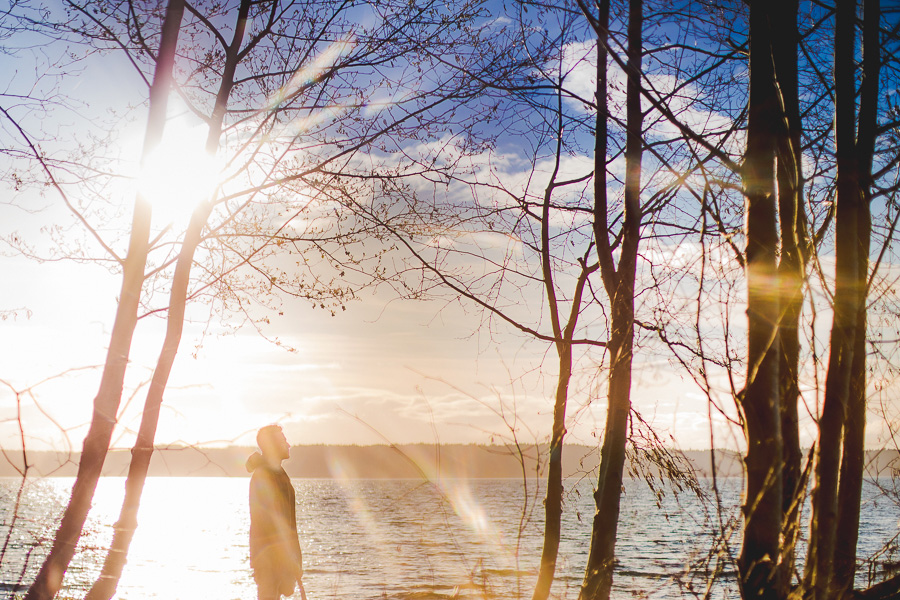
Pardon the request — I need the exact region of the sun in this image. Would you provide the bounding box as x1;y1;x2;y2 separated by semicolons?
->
138;115;221;227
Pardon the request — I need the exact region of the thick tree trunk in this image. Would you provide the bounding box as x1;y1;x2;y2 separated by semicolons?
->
808;2;862;598
85;4;251;598
579;1;641;598
772;0;805;591
834;1;879;594
579;305;634;600
739;1;783;598
23;3;185;599
833;260;867;596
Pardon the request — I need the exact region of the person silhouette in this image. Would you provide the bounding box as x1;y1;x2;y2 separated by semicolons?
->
247;425;304;600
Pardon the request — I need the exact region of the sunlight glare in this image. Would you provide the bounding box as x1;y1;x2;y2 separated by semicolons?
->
267;39;354;111
138;117;221;227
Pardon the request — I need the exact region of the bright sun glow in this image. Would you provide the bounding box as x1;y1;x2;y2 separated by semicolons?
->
138;116;221;227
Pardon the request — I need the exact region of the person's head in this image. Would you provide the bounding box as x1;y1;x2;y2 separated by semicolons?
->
257;424;290;462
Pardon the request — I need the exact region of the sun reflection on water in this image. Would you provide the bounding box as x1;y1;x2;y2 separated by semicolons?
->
61;477;255;600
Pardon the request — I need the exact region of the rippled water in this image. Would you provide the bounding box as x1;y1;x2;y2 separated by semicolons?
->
0;476;897;600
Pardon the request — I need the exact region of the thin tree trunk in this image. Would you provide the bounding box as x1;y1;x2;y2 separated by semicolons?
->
85;205;212;600
533;296;596;600
739;1;783;597
531;76;599;599
776;265;803;595
834;1;879;593
579;1;641;598
809;2;861;598
531;347;572;600
85;4;252;598
24;3;185;598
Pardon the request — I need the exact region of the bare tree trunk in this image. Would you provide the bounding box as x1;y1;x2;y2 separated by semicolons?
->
532;93;596;600
739;1;783;598
85;3;252;598
23;3;185;599
532;273;592;600
85;206;212;600
531;348;572;600
808;2;862;598
834;1;879;594
772;0;805;591
579;303;634;600
833;237;868;597
579;1;642;598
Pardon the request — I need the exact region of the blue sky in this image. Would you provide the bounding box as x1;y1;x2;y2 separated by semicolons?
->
2;0;899;456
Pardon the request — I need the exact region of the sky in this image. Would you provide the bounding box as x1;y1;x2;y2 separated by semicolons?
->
1;0;898;457
0;222;728;452
0;134;735;454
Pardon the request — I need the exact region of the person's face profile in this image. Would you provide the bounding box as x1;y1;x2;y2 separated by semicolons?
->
277;432;290;460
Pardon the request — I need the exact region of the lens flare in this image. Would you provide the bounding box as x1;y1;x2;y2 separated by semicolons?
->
138;117;221;227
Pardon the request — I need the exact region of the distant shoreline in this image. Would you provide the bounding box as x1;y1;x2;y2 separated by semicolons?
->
1;444;896;479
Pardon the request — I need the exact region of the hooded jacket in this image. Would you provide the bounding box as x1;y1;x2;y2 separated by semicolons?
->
246;452;302;572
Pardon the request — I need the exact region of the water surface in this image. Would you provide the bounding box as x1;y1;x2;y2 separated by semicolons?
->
0;476;896;600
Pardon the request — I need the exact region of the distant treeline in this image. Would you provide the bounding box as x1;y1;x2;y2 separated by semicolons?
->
1;444;897;479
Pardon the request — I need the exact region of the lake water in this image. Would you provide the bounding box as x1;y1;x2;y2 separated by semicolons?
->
0;476;897;600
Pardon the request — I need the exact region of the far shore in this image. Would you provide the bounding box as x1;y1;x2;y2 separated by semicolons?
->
1;444;896;480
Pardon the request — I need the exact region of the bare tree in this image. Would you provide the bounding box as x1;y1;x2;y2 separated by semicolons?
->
738;1;785;597
84;0;254;595
574;0;645;598
7;1;900;599
2;0;537;597
22;2;186;597
771;1;808;590
808;2;880;599
361;2;722;598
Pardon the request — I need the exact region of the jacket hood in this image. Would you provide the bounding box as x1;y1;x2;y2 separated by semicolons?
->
246;451;264;473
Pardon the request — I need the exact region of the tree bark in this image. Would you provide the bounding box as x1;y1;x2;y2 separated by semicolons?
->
739;1;783;597
808;2;862;598
833;238;868;597
531;268;592;600
772;0;805;591
579;300;634;600
24;3;185;598
579;1;642;599
531;93;594;600
531;346;572;600
85;3;252;598
834;0;879;594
